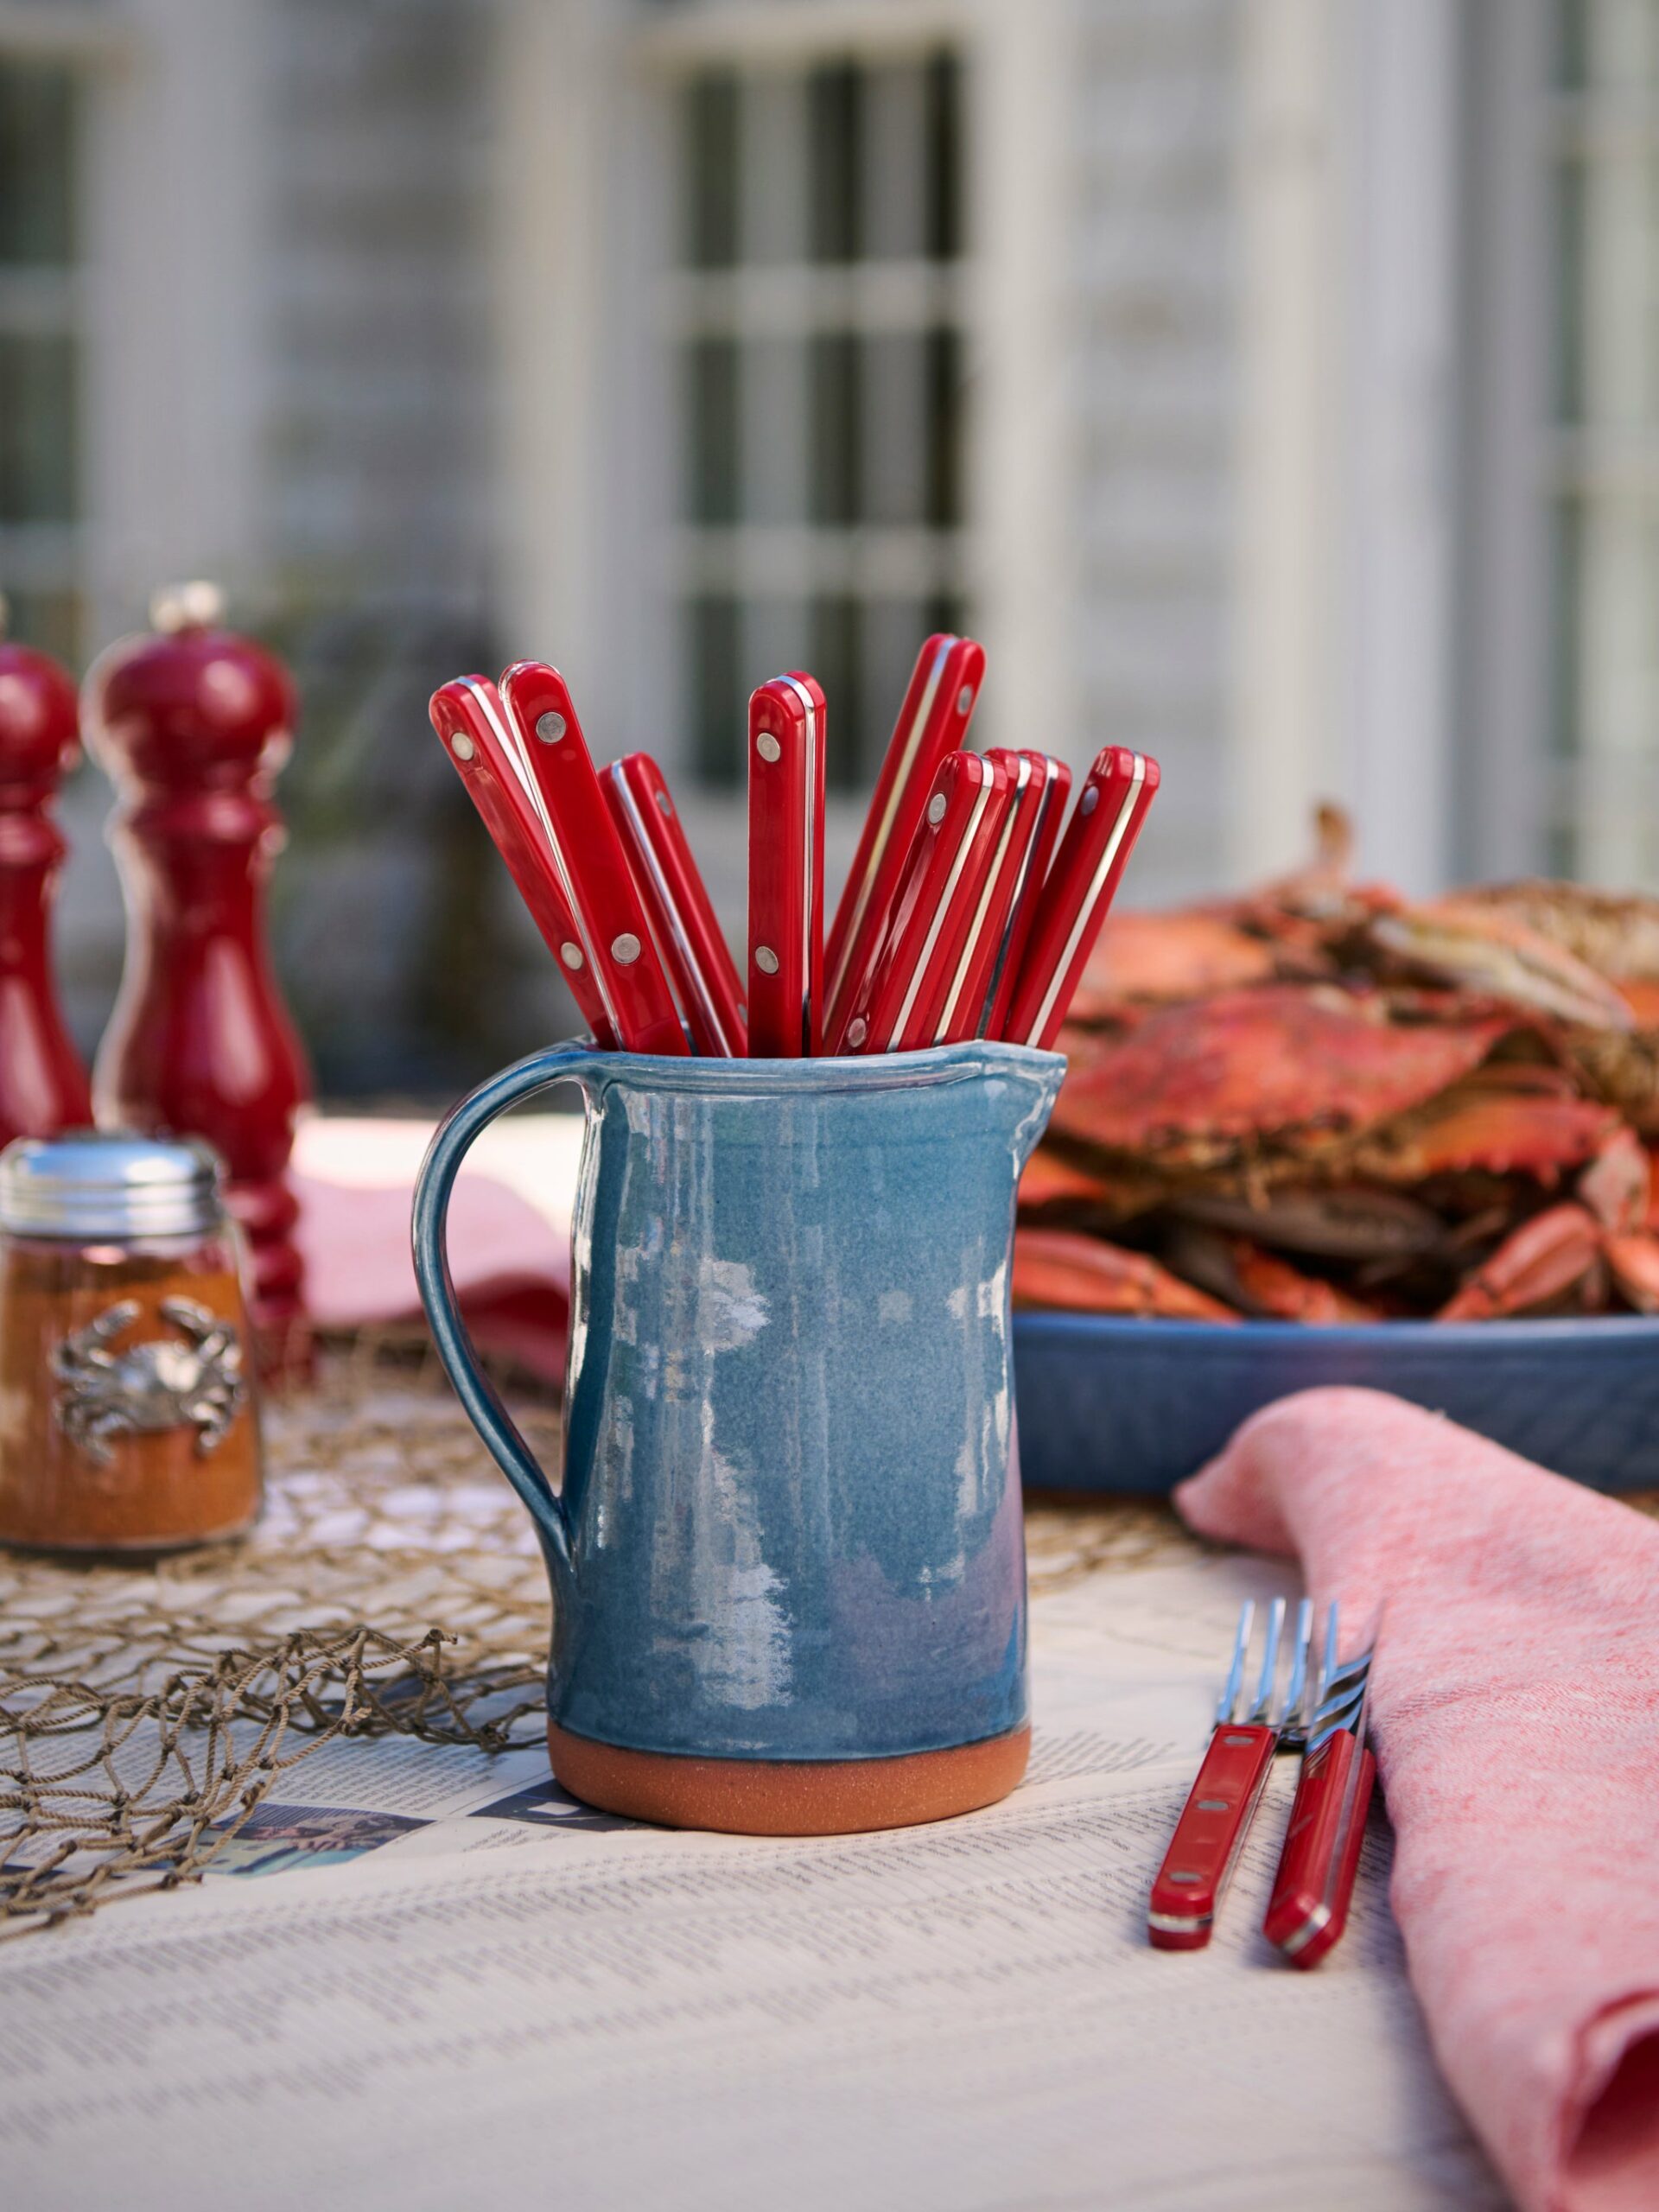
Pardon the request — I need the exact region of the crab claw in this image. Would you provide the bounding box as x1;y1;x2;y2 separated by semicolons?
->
1605;1231;1659;1315
1164;1224;1382;1324
1437;1201;1605;1320
1370;899;1637;1033
1018;1152;1114;1214
1012;1228;1238;1322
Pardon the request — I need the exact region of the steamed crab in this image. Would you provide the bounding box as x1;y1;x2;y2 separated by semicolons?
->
1018;829;1659;1324
53;1297;246;1466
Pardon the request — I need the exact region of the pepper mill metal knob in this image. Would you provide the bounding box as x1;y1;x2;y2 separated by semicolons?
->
82;582;313;1372
0;594;93;1145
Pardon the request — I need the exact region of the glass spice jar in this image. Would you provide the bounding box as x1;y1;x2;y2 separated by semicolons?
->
0;1132;262;1551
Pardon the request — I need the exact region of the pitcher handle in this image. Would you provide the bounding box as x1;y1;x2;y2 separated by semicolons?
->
412;1042;606;1578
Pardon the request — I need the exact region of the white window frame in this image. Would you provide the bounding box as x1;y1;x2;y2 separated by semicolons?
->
490;0;1077;904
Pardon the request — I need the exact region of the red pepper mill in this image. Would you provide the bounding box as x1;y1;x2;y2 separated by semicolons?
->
83;582;313;1373
0;594;94;1145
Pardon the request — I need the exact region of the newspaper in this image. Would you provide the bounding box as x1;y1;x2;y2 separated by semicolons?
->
0;1551;1509;2212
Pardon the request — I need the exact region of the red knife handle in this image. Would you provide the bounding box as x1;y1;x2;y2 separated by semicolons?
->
823;633;983;1043
1264;1732;1376;1968
747;672;825;1058
498;662;689;1058
430;678;622;1052
1002;746;1159;1051
1147;1722;1277;1951
941;749;1045;1046
836;752;1006;1055
603;753;746;1057
981;753;1071;1041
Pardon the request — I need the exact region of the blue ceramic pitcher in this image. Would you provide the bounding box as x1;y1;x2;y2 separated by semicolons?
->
413;1039;1062;1834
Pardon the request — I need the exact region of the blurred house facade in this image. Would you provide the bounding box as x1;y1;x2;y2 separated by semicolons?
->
0;0;1652;1090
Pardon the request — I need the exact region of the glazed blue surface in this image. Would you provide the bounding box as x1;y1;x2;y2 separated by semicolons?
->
1014;1310;1659;1495
415;1040;1062;1763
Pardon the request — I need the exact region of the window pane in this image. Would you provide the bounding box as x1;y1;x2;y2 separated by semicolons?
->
683;339;740;523
689;595;743;783
741;335;807;525
684;72;741;269
862;334;928;524
863;63;928;261
0;333;76;523
925;326;964;528
743;73;807;266
1555;0;1659;90
809;334;860;524
807;65;861;263
925;53;964;260
0;61;76;267
1554;156;1588;425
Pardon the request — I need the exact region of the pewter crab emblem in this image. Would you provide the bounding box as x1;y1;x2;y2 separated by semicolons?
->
53;1298;245;1466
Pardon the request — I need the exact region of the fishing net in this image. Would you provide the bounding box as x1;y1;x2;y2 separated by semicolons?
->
0;1336;1205;1939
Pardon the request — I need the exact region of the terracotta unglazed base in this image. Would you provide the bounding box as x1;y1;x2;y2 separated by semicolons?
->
547;1719;1031;1836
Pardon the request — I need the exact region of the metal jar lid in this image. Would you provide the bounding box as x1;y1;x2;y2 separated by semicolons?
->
0;1130;227;1239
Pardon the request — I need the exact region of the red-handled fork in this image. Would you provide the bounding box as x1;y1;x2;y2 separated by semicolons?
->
1147;1596;1314;1951
1264;1610;1378;1968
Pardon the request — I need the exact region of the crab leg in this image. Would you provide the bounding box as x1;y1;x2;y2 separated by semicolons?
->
1437;1203;1605;1320
1013;1228;1238;1322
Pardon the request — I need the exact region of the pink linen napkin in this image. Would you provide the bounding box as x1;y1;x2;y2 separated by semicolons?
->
1176;1388;1659;2212
290;1119;572;1381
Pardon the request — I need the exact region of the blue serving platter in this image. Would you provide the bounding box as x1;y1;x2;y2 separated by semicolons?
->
1013;1311;1659;1496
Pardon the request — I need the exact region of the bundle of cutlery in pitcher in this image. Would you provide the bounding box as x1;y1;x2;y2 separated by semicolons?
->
1147;1599;1379;1967
429;639;1159;1060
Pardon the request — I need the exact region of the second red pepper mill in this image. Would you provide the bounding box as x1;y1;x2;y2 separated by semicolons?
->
0;596;93;1146
82;582;313;1372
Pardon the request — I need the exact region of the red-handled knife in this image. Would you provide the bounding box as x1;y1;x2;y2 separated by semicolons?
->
977;752;1071;1041
747;671;825;1058
1264;1615;1378;1969
429;676;628;1052
497;662;689;1058
1001;746;1159;1051
936;748;1068;1046
836;751;1011;1056
602;752;746;1058
823;634;984;1046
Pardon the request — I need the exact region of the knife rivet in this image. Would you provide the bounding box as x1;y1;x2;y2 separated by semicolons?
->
846;1016;868;1048
1167;1871;1203;1885
755;946;779;976
656;788;672;816
1197;1799;1229;1813
560;943;584;970
926;793;947;825
450;734;476;761
536;711;567;745
1080;785;1099;817
756;732;781;764
611;932;641;964
957;686;975;715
